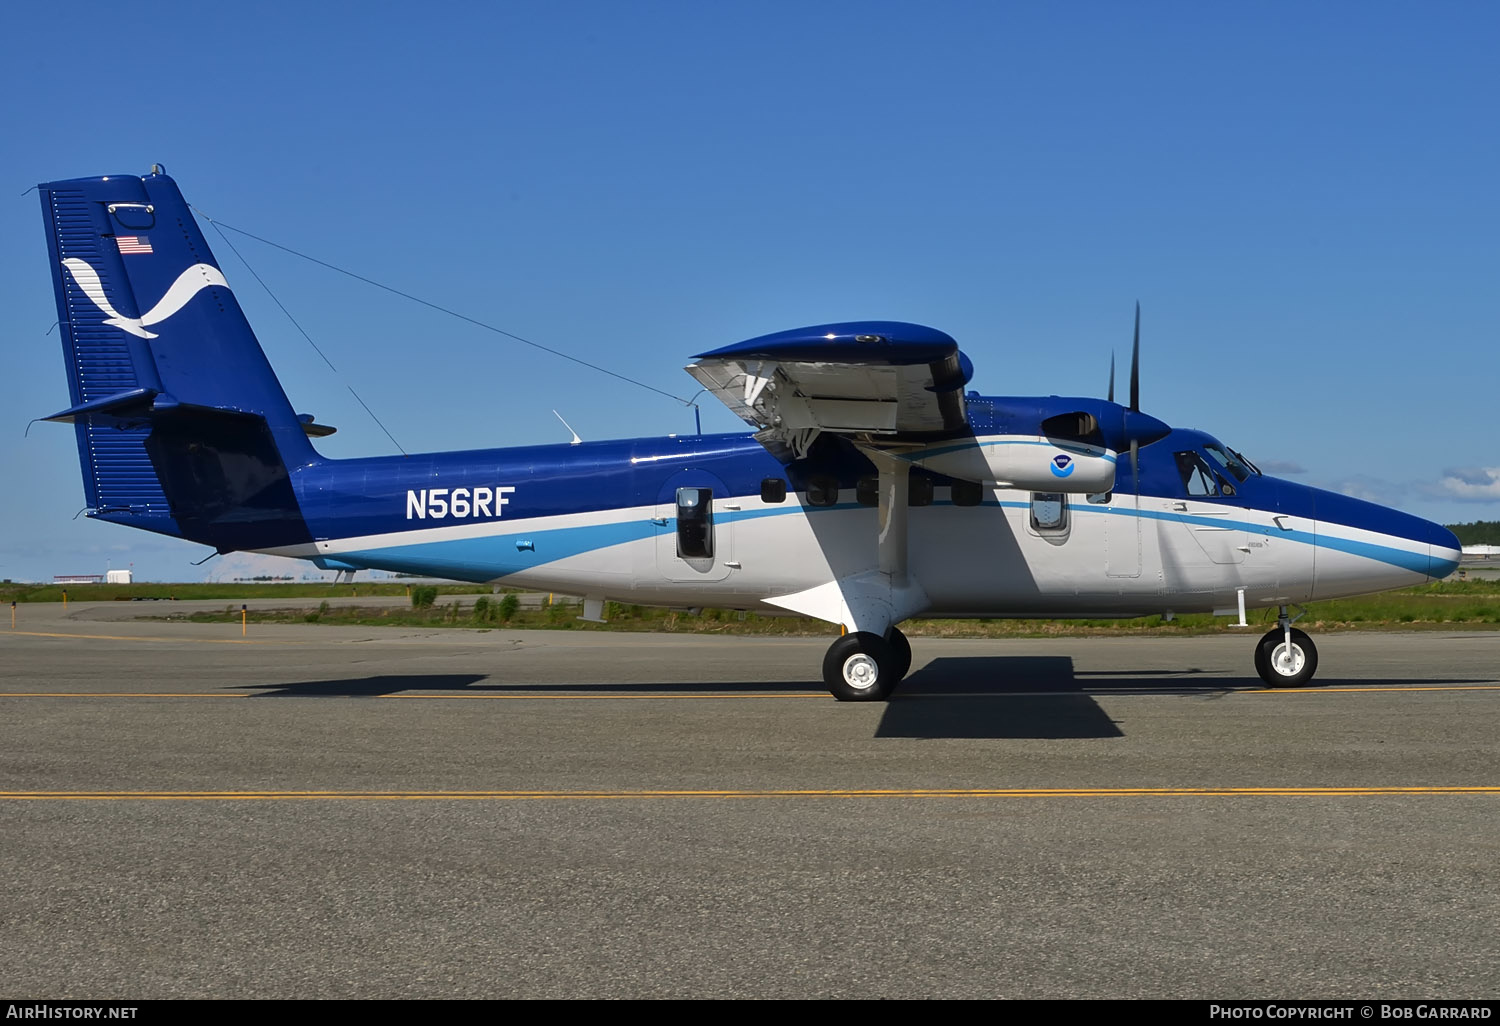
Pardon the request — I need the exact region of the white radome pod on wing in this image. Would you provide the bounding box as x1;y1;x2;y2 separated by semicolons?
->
903;435;1117;494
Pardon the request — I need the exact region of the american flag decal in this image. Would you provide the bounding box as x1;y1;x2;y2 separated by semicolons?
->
115;236;153;254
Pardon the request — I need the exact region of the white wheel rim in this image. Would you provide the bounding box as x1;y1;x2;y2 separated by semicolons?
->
1271;642;1305;677
842;653;880;691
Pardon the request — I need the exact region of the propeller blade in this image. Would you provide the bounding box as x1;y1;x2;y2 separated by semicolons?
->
1107;352;1115;404
1129;302;1140;412
1131;438;1140;503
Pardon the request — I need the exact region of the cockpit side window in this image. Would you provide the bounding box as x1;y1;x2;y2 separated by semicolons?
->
1174;451;1220;497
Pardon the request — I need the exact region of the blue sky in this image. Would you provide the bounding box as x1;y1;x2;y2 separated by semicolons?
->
2;1;1496;581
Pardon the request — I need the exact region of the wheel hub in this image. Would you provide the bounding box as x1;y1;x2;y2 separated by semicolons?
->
842;653;879;690
1272;643;1305;676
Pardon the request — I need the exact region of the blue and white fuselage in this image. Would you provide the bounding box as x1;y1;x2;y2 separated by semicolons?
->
256;428;1459;619
34;167;1460;699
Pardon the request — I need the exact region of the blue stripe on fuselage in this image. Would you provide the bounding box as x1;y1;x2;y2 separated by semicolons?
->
319;496;1441;582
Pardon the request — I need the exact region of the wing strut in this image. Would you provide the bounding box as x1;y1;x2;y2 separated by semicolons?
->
762;448;928;635
873;452;910;587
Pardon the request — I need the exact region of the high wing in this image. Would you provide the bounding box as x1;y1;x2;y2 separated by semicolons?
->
687;321;974;459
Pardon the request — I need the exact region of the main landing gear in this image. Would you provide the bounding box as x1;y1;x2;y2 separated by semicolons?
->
823;626;912;702
1254;605;1319;688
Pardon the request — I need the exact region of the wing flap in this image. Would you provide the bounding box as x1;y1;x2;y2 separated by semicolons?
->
688;321;973;455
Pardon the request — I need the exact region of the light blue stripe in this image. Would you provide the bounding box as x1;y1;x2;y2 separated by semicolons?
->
336;519;659;582
900;439;1117;464
325;495;1439;581
1064;503;1433;575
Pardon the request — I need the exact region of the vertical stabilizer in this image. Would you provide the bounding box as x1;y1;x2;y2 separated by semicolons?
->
38;168;315;550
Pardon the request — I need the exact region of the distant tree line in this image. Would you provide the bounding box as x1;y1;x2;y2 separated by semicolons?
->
1447;521;1500;545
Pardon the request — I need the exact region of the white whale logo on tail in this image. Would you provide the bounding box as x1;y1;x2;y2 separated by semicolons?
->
61;258;230;339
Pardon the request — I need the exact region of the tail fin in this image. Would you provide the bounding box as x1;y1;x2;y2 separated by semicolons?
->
38;167;316;551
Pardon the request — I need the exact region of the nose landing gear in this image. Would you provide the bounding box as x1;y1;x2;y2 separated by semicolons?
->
1254;605;1318;687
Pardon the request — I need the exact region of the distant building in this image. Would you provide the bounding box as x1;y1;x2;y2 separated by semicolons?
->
53;574;104;584
1461;545;1500;560
105;569;133;584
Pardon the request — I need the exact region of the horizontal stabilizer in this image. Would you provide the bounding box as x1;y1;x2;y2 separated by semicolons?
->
298;414;337;437
43;387;159;423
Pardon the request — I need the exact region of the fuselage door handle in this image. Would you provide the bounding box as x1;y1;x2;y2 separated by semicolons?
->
1273;515;1292;531
1172;502;1188;512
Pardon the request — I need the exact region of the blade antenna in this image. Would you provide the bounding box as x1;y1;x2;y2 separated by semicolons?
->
1107;352;1116;404
552;410;583;445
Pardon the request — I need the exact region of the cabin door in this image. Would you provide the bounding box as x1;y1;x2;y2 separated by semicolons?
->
655;470;734;583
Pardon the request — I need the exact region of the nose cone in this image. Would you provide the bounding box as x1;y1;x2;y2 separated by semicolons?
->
1301;486;1462;582
1428;524;1462;580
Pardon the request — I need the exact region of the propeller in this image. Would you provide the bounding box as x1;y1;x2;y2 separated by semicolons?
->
1129;303;1141;494
1129;301;1140;413
1104;302;1168;499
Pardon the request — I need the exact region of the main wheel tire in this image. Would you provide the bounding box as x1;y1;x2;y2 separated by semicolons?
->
885;626;913;682
1255;627;1319;687
823;632;896;702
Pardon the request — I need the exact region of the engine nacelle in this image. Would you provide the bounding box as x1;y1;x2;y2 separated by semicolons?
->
904;434;1117;494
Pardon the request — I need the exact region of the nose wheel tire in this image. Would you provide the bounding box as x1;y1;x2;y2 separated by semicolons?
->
1254;627;1319;688
824;632;897;702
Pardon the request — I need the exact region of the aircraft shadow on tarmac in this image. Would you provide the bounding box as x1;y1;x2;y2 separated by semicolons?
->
232;661;1493;741
240;674;495;697
881;657;1498;739
234;665;1131;739
236;675;828;698
881;655;1146;739
873;655;1320;739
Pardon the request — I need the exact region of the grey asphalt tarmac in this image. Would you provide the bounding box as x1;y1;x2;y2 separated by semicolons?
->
3;602;1498;999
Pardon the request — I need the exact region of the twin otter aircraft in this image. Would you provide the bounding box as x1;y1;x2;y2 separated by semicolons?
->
37;168;1461;700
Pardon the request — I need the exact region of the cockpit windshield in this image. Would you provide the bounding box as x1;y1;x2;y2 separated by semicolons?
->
1203;443;1256;482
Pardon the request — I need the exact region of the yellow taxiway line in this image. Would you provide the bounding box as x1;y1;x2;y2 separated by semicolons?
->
2;630;296;645
2;786;1498;801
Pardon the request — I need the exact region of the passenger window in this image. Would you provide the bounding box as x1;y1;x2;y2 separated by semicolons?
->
1030;492;1067;531
805;476;839;507
675;487;714;558
908;476;933;507
1174;452;1220;497
760;478;786;504
951;480;983;507
857;475;933;506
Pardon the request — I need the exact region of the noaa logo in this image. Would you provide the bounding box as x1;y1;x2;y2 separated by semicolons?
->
61;258;229;339
1050;454;1074;478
